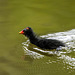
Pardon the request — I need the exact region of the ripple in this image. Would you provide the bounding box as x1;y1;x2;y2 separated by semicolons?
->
58;55;75;69
22;29;75;69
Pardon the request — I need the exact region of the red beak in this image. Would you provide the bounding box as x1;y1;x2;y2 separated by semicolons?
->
19;30;24;34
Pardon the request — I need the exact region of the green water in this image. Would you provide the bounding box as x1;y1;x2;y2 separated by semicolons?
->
0;0;75;75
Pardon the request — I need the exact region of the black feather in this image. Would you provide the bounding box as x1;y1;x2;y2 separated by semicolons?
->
21;27;65;50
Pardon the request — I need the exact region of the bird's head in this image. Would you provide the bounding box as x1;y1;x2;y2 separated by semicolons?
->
19;27;34;38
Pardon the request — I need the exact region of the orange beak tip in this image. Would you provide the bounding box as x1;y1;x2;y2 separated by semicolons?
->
19;31;24;34
19;31;21;34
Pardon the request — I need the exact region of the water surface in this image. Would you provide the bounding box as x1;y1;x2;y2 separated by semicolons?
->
0;0;75;75
23;29;75;70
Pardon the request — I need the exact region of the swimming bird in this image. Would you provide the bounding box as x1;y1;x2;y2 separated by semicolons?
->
19;27;65;50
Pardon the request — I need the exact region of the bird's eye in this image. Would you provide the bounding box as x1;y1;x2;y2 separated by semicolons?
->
26;27;29;30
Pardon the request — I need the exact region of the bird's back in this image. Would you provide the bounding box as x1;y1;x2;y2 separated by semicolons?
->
34;38;65;50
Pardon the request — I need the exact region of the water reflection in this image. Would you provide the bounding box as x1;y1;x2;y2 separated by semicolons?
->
22;29;75;69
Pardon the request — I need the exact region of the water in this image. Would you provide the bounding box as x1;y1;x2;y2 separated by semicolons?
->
22;29;75;70
0;0;75;75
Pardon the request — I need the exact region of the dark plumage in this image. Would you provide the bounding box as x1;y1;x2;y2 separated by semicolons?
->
19;27;65;50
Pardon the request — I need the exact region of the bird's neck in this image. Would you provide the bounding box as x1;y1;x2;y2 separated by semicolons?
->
29;34;39;44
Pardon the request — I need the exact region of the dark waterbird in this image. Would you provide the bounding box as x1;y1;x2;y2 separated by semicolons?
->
19;27;65;50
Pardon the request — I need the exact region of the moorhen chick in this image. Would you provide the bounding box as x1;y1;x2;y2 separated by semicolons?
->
19;27;65;50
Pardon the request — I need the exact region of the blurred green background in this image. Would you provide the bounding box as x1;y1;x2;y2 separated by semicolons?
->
0;0;75;75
